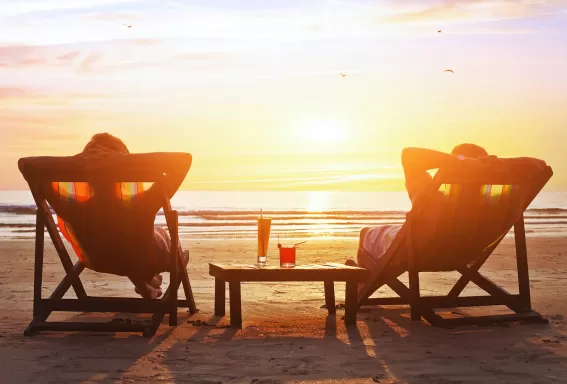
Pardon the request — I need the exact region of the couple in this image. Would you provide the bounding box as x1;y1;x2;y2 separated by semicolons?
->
52;133;547;299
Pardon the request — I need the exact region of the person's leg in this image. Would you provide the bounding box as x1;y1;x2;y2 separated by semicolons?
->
153;226;189;270
346;227;371;267
131;227;190;299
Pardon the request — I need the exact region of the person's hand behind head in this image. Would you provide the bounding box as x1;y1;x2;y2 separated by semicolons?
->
455;156;491;173
79;146;127;171
478;155;506;170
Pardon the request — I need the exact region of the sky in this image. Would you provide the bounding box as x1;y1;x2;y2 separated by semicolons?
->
1;0;566;191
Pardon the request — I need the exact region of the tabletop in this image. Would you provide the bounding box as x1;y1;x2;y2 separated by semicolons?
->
209;262;369;282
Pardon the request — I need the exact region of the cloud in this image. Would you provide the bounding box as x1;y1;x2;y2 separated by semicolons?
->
57;51;80;61
3;0;565;50
0;0;140;17
0;45;70;69
131;39;161;46
79;51;104;72
0;113;84;154
385;0;567;25
99;49;238;73
86;11;138;21
0;40;157;72
0;87;37;98
0;86;113;107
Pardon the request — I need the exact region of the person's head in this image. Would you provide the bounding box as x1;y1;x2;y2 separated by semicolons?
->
83;133;129;154
451;143;488;159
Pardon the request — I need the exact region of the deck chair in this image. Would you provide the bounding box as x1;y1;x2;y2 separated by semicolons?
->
357;164;553;328
18;152;197;337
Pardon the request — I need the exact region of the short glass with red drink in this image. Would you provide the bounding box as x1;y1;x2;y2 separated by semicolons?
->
278;246;296;268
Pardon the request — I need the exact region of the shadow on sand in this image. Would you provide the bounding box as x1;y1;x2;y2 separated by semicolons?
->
5;306;567;383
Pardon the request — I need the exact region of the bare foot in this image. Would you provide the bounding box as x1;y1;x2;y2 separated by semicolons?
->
143;283;163;299
134;276;163;299
148;274;163;288
134;281;163;299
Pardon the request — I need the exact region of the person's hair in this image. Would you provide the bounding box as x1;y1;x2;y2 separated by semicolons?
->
451;143;488;159
83;133;129;153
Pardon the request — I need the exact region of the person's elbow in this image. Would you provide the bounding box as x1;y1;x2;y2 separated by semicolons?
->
18;158;31;173
401;147;418;169
179;153;192;173
529;158;548;172
168;153;191;177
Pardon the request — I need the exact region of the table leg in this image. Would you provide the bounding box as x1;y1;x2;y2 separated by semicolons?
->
229;281;242;328
324;281;335;314
214;277;225;316
345;280;358;325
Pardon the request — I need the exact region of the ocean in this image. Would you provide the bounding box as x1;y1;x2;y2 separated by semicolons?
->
1;190;566;241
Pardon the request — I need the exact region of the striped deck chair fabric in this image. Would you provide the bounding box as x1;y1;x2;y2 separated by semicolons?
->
51;181;144;269
418;181;523;271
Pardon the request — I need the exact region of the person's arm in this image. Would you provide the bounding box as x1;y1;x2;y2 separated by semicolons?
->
401;147;488;202
401;148;449;203
401;147;464;177
498;157;547;174
18;157;82;220
132;153;192;208
79;151;192;200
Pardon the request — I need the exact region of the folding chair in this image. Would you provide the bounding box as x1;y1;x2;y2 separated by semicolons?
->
357;165;553;327
18;152;197;337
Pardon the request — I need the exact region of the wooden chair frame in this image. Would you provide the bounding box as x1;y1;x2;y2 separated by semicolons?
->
357;166;553;328
21;163;197;337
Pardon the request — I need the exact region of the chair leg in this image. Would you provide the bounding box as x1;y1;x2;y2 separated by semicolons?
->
409;270;421;321
146;310;167;337
167;211;179;326
32;212;45;319
406;232;421;321
386;278;445;325
179;256;197;314
35;202;88;299
514;216;532;311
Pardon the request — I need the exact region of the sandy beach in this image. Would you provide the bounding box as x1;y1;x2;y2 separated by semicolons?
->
1;235;567;383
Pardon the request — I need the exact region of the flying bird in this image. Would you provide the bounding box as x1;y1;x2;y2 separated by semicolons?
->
444;69;454;73
340;73;347;77
437;29;442;33
123;24;132;28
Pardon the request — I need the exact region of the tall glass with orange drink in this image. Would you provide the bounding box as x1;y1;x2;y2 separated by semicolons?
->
257;215;271;266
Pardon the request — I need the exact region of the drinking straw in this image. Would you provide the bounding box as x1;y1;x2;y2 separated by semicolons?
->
293;241;307;248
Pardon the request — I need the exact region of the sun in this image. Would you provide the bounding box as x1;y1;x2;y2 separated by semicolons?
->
297;120;346;144
305;191;331;212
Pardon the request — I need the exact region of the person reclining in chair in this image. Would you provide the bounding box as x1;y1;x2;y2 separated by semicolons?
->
347;144;547;269
44;133;190;300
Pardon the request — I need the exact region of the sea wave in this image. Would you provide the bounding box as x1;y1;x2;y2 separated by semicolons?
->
0;205;38;215
2;204;567;218
2;220;567;230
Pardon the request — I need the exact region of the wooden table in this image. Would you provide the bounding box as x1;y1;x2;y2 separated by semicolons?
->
209;263;369;328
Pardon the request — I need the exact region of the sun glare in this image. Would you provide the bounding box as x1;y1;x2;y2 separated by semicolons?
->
298;120;346;144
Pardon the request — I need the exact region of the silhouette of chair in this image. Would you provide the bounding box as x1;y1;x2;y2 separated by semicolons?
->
357;165;553;327
18;152;197;337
